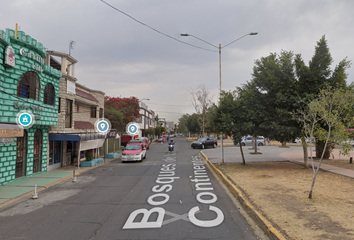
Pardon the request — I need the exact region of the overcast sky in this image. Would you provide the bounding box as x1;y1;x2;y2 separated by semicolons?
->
2;0;354;123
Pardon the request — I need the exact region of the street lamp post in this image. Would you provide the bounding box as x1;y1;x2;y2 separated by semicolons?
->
181;32;258;164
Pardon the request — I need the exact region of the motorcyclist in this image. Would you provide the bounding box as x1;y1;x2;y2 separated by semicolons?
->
168;138;175;151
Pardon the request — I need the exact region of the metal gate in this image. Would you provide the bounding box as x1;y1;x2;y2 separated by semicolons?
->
33;129;42;173
16;130;27;178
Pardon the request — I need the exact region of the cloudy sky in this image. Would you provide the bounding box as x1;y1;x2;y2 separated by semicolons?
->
1;0;354;123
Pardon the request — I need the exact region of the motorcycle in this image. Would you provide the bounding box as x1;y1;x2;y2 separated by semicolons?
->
168;143;174;152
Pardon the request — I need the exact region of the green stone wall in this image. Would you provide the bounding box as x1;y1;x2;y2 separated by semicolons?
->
0;28;60;184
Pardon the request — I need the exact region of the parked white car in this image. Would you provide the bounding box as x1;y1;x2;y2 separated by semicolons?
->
238;136;265;146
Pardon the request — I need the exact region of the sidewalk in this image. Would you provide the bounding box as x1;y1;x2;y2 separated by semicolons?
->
0;151;122;209
203;145;354;179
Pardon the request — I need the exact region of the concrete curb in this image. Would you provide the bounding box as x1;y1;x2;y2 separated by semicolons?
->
0;155;120;210
199;151;287;240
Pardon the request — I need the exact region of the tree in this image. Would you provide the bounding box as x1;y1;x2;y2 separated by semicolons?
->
177;114;189;134
186;113;201;135
145;128;155;136
295;87;354;199
104;106;125;132
295;35;351;160
104;96;140;128
208;90;250;164
190;85;212;136
236;81;268;154
252;50;300;146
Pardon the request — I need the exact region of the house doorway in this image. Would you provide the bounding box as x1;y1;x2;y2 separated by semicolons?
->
33;129;42;173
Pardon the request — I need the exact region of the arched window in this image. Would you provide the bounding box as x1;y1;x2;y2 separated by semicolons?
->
17;71;40;100
44;83;55;105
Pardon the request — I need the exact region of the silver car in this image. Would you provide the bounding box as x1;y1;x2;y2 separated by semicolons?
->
240;136;265;146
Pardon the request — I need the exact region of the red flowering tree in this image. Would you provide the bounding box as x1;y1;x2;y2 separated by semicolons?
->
104;96;140;130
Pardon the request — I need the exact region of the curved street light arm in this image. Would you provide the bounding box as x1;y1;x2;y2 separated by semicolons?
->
180;33;218;49
222;32;258;49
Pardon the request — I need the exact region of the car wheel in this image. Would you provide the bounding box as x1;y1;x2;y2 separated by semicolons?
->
258;142;263;146
241;143;245;146
192;147;195;149
144;153;146;159
213;143;217;148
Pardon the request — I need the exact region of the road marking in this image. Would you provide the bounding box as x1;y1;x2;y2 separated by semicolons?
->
162;211;189;225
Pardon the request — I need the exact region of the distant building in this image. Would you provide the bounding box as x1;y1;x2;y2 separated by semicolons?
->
166;121;175;133
137;102;156;137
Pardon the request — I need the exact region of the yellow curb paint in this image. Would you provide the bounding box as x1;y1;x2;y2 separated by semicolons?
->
199;151;286;240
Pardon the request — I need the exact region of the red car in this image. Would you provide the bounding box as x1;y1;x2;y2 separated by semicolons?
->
122;144;146;162
128;138;149;150
135;137;150;149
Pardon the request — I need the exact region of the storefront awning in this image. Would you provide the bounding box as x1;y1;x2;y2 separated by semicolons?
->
49;134;81;141
80;138;105;151
49;133;106;141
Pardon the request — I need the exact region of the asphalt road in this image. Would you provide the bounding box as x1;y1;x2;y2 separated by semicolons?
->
0;137;266;240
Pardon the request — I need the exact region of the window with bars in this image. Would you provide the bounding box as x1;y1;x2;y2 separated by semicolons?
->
17;71;40;100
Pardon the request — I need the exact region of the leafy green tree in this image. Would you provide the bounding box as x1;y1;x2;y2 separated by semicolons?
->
145;128;155;136
155;126;161;137
295;35;352;159
177;114;189;134
104;106;125;132
209;90;250;164
236;81;268;154
252;50;300;146
186;113;201;135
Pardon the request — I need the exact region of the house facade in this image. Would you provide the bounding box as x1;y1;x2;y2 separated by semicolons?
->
0;28;61;184
47;51;105;170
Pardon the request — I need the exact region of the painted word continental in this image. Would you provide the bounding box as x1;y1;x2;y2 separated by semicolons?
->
188;155;224;227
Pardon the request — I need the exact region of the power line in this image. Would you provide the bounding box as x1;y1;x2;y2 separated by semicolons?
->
99;0;217;53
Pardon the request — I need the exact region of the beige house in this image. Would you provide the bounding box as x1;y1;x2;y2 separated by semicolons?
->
46;51;106;171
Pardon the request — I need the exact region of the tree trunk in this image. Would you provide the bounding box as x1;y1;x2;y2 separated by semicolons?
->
308;126;331;199
301;137;309;168
254;136;258;154
281;141;287;147
316;140;331;159
239;144;246;165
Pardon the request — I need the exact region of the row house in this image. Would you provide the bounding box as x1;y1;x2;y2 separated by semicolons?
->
47;51;106;170
137;101;156;137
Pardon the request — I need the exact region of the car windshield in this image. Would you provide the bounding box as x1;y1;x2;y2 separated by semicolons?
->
125;145;141;150
197;138;207;142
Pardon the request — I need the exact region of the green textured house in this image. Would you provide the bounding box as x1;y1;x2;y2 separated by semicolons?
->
0;28;61;185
